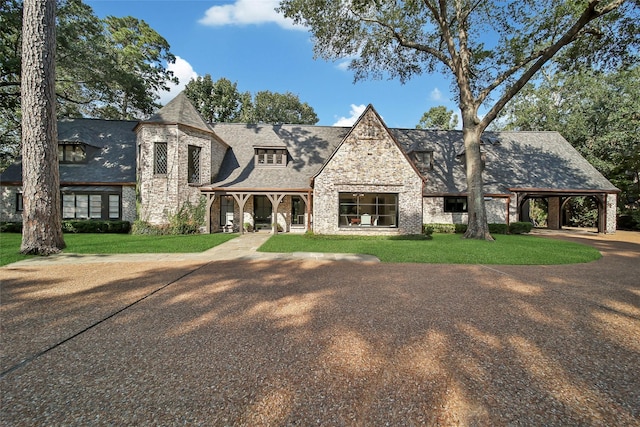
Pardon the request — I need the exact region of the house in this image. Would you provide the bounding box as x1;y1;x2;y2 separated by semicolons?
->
0;92;619;234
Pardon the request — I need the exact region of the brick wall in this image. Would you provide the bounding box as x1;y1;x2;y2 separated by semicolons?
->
313;109;423;235
137;124;220;225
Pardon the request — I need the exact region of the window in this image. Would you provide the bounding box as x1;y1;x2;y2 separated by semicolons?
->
188;145;201;183
255;148;287;167
444;197;468;213
220;196;234;226
292;196;304;225
16;193;23;212
108;195;120;219
154;142;167;174
58;143;86;163
62;193;120;220
413;151;433;172
339;193;398;227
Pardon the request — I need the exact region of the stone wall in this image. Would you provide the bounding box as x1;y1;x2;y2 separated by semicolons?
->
313;109;423;235
0;186;21;222
121;185;136;224
137;124;218;225
423;196;510;225
605;193;617;234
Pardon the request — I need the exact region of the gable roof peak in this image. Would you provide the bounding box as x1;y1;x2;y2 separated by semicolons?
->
144;92;211;133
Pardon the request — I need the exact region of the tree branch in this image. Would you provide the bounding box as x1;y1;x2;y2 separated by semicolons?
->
479;0;626;130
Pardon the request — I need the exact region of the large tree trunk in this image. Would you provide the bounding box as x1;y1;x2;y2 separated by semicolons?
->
20;0;65;255
461;118;494;241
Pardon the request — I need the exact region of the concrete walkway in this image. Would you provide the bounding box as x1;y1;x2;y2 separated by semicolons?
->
8;231;380;266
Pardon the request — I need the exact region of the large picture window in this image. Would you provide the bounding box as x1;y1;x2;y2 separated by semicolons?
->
339;193;397;227
62;193;120;220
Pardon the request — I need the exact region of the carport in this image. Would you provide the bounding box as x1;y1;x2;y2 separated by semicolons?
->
514;188;619;234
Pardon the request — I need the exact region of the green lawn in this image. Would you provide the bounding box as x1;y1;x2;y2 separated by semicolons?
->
258;233;602;264
0;233;237;267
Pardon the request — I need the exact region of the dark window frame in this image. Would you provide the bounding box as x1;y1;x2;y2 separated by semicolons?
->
58;143;87;164
444;197;468;213
255;148;287;167
188;145;201;184
61;192;121;220
338;192;398;228
154;142;168;175
16;193;23;212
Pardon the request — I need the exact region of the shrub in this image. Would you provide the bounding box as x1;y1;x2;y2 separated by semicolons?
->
131;220;169;235
62;220;131;233
488;223;508;234
0;222;22;233
509;221;533;234
425;223;468;234
422;225;434;239
168;198;206;235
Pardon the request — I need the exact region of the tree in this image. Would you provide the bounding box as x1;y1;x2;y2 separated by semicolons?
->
184;75;251;123
416;106;458;130
278;0;639;239
1;0;177;165
20;0;65;254
251;90;319;124
184;77;320;125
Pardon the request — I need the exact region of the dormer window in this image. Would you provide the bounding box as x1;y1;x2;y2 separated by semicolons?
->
413;150;433;172
255;148;287;167
58;143;86;163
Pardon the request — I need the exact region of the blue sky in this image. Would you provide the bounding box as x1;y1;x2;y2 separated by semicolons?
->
85;0;457;128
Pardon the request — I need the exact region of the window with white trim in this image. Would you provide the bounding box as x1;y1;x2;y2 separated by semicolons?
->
58;143;86;163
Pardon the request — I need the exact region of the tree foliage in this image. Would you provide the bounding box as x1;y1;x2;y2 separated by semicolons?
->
185;75;319;125
184;75;251;123
278;0;639;239
1;0;176;166
416;106;458;130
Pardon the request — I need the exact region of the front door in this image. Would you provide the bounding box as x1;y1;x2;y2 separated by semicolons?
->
253;195;272;230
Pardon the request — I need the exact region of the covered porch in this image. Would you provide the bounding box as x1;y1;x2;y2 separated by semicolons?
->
200;188;313;235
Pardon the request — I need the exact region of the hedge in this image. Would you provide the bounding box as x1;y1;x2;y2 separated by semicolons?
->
425;222;531;235
1;220;131;234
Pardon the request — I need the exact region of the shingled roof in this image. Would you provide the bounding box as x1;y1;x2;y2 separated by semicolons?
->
392;129;618;195
205;123;617;195
0;118;137;184
143;92;212;134
204;123;349;190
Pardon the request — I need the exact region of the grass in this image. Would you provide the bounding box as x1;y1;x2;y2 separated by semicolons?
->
0;232;237;267
258;233;602;264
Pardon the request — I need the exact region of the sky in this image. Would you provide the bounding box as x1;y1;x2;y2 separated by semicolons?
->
84;0;458;128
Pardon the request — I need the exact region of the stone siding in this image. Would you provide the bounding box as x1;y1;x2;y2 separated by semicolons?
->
423;196;510;225
0;186;22;222
605;193;617;234
121;185;136;224
137;124;218;225
313;109;423;235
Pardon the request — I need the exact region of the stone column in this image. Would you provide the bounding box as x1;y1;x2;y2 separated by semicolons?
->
547;197;561;230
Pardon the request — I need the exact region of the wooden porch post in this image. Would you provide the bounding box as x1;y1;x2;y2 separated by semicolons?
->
266;193;286;234
204;193;216;234
231;193;251;235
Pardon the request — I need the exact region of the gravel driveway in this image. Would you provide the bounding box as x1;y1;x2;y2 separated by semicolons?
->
1;231;639;426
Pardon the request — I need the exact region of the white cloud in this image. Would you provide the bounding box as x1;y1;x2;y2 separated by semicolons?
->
336;61;351;71
430;88;442;101
198;0;303;31
333;104;367;127
157;56;198;105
